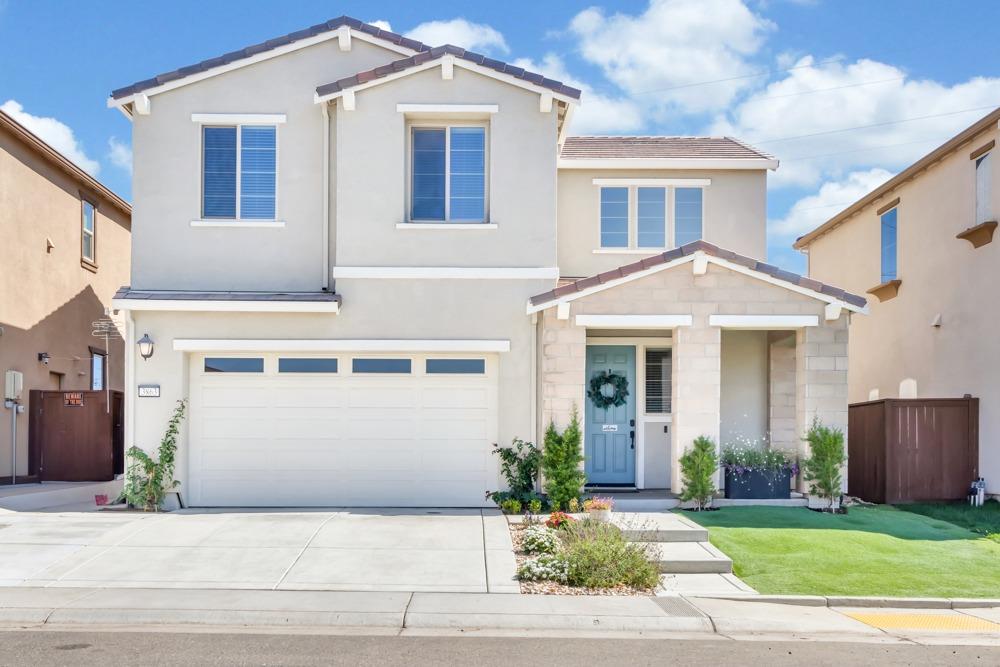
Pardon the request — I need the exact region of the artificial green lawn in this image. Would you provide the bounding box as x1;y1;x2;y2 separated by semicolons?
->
683;505;1000;598
898;500;1000;543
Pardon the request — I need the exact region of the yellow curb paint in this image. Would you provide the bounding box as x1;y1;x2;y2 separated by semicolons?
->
844;612;1000;632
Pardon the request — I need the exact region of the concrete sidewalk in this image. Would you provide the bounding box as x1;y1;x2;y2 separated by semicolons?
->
2;587;999;644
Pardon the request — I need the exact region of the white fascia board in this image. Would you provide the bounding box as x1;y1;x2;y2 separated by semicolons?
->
575;314;692;328
396;104;499;114
592;178;711;186
333;266;559;280
315;59;443;103
111;299;339;314
559;158;779;171
709;314;818;329
108;27;418;111
173;339;511;353
191;113;287;124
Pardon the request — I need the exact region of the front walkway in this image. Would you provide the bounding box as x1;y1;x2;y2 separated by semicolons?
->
0;508;517;593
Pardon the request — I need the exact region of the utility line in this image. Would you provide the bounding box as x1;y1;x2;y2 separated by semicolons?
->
631;56;847;94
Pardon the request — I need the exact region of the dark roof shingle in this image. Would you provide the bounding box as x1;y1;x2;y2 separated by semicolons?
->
559;136;774;161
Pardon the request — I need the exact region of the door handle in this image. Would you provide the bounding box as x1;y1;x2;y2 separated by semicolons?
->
630;430;635;449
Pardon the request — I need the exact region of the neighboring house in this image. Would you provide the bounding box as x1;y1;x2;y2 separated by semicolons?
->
109;16;865;507
796;108;1000;495
0;109;132;482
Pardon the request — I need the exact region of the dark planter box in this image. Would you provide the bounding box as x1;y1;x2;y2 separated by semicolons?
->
724;468;792;499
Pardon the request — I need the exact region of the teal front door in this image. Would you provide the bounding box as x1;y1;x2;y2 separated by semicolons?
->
585;345;636;486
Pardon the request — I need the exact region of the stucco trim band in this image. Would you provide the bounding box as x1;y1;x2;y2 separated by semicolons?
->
172;339;511;352
575;314;693;328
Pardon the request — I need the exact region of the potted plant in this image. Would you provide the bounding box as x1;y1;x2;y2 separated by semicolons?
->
583;496;614;522
721;445;798;500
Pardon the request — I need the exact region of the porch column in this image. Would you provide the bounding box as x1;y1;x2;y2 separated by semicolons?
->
539;310;587;431
670;320;722;492
794;314;849;492
768;333;798;452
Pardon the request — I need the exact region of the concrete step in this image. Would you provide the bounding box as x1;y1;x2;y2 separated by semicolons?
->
610;497;680;512
612;511;709;542
640;541;733;575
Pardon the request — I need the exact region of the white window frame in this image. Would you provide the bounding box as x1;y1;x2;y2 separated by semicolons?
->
592;179;709;253
407;121;490;224
976;149;992;225
81;199;96;265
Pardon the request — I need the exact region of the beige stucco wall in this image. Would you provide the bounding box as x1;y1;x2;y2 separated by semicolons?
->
720;330;768;446
556;169;767;278
0;124;130;478
804;123;999;493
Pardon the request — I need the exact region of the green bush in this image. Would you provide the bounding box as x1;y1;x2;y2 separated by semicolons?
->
802;419;846;511
560;520;659;589
124;400;186;511
528;498;543;515
542;408;586;510
679;435;718;510
487;438;541;505
500;498;523;515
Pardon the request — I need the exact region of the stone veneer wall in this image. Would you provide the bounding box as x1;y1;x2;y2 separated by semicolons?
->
768;335;798;452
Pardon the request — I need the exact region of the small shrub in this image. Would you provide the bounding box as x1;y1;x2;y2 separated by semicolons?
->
124;400;186;511
561;520;659;589
522;525;559;554
487;438;541;504
542;409;586;510
567;497;581;513
517;553;569;583
583;496;614;511
546;511;576;529
528;498;543;515
500;498;523;515
802;419;846;511
679;435;719;510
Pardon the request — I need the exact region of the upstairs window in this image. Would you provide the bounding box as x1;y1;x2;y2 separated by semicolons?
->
599;187;629;247
411;125;486;222
674;187;703;246
976;151;992;225
202;125;276;220
880;206;898;283
637;187;666;248
81;200;96;264
596;182;705;251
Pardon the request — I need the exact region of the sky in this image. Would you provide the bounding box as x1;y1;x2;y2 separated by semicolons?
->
2;0;999;272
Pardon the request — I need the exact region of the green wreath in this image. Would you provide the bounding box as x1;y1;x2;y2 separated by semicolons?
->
588;370;630;409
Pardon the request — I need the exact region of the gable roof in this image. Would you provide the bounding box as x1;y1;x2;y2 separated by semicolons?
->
109;16;428;107
558;136;778;170
314;44;582;102
527;240;866;314
795;106;1000;249
0;109;131;219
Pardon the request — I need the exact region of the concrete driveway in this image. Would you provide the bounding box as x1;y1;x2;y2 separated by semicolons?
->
0;508;518;593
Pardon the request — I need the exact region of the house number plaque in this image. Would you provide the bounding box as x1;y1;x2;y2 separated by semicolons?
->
138;385;161;398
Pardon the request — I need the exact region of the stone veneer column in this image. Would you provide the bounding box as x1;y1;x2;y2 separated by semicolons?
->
794;314;850;492
768;335;798;452
670;317;722;492
540;311;587;431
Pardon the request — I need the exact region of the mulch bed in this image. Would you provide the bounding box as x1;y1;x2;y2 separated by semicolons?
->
508;520;656;596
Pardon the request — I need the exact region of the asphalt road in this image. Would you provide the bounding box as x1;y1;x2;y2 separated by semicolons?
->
1;630;998;666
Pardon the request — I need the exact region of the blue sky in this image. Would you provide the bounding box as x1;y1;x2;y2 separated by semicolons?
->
2;0;999;272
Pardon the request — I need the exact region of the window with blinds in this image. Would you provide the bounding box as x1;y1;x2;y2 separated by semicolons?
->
645;348;672;414
202;125;276;220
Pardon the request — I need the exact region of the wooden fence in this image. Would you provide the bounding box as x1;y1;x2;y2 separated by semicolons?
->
28;390;124;482
848;397;978;504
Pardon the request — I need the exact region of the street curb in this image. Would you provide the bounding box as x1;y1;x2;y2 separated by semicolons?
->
695;594;1000;609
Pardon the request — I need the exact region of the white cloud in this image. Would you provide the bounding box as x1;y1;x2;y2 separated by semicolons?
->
368;20;393;32
107;137;132;172
710;56;1000;188
568;0;774;114
1;100;100;175
513;54;643;134
769;168;893;239
405;18;509;54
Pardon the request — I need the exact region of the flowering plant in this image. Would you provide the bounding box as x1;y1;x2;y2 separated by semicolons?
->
546;511;576;529
517;553;568;583
522;525;560;555
582;496;614;511
721;445;798;475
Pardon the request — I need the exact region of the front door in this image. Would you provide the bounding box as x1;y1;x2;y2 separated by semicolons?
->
584;345;636;485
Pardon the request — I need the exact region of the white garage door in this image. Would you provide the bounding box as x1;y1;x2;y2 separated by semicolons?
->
187;352;499;507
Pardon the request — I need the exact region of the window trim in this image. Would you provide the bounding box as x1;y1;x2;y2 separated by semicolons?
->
975;149;993;225
277;357;339;374
203;357;265;373
643;347;672;415
425;358;487;375
199;124;279;223
81;198;97;267
879;204;899;283
89;346;106;391
407;121;490;225
595;182;708;252
351;357;413;374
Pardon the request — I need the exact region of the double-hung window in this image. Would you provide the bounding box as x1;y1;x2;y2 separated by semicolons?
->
598;181;705;251
880;206;898;283
81;200;96;265
202;125;277;220
410;125;486;223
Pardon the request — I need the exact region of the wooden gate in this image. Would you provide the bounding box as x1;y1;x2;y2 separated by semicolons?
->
848;397;978;503
28;390;124;482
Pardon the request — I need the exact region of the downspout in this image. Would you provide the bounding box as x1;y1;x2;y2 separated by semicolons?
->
530;312;538;491
322;102;331;291
124;309;135;464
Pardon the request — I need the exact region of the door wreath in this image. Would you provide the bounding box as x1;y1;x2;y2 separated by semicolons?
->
588;369;630;408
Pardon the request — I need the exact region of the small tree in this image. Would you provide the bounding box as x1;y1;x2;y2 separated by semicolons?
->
802;419;846;512
487;438;541;504
679;436;719;510
542;408;586;510
124;399;186;511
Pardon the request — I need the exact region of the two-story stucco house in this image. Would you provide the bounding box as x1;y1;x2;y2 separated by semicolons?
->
109;17;866;507
796;108;999;496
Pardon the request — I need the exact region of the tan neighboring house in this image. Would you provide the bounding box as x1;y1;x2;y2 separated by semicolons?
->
0;109;132;481
796;107;999;495
108;16;865;508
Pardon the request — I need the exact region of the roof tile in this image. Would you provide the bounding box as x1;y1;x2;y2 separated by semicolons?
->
559;136;774;161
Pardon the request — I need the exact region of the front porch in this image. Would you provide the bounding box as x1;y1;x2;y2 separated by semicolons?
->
532;242;865;496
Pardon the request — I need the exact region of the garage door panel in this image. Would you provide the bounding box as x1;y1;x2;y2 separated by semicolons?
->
201;386;273;407
422;387;490;409
347;387;417;408
420;447;488;472
271;387;346;408
270;417;344;439
419;418;488;440
201;417;275;439
345;418;418;440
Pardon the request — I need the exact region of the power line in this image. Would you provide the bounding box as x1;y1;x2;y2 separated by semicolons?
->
743;76;904;103
782;136;945;162
632;56;847;95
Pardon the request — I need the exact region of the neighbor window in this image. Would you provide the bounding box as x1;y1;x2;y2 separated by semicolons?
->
202;125;276;220
880;207;898;283
411;125;486;222
278;358;338;373
598;184;704;250
645;349;672;414
204;357;264;373
426;359;486;374
352;358;412;374
674;188;703;246
81;200;96;264
90;351;106;391
976;151;992;224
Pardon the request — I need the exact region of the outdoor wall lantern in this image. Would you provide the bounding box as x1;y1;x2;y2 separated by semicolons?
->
137;334;155;361
37;352;50;365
